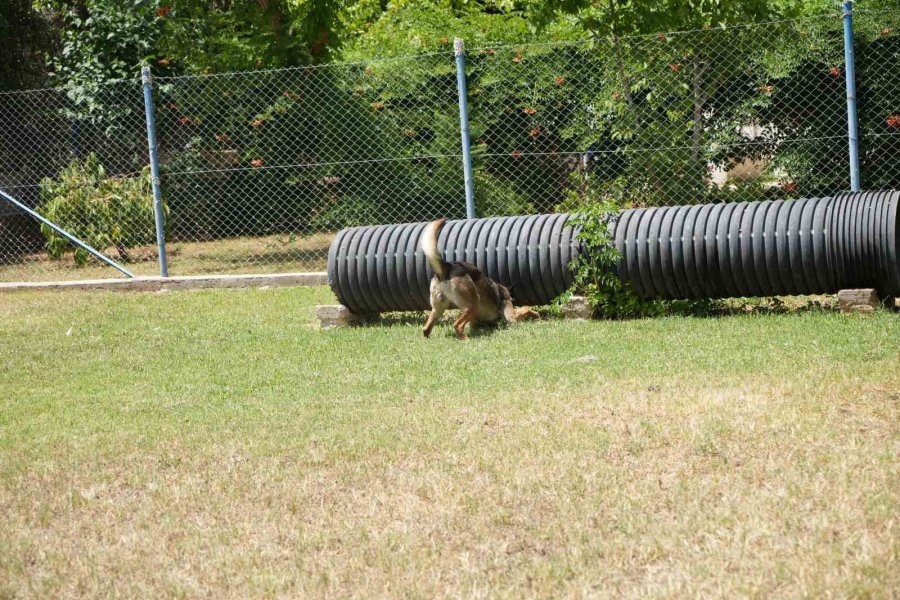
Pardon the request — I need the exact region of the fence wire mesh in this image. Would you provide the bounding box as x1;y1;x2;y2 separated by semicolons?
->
153;52;463;274
0;79;154;279
0;9;898;282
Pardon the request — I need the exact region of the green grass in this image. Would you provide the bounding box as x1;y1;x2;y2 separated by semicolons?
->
1;287;898;598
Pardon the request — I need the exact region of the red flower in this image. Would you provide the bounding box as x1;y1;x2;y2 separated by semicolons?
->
178;117;192;125
783;181;797;193
251;159;265;167
886;114;900;128
529;127;541;138
156;6;170;17
669;63;682;72
828;67;841;77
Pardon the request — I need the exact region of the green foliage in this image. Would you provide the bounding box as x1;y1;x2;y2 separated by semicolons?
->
566;190;717;319
39;154;158;265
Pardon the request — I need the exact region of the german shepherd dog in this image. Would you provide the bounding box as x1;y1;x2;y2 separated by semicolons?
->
420;218;538;339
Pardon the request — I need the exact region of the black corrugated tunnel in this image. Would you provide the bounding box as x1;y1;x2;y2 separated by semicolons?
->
326;191;899;313
327;214;581;313
612;190;900;299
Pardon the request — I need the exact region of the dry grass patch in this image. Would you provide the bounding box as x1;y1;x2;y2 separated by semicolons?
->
0;232;332;282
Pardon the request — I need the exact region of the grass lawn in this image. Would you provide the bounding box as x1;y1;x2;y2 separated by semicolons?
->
0;232;333;282
0;286;898;598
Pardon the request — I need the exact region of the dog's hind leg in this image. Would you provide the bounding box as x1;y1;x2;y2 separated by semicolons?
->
453;307;477;340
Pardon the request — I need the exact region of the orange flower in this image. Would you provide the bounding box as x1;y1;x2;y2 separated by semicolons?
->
438;37;449;45
371;101;385;111
668;63;682;73
511;149;523;159
512;53;523;64
886;114;900;128
783;181;797;193
554;76;566;86
522;107;536;115
759;84;774;94
156;6;170;17
157;57;171;66
251;119;263;128
178;117;192;124
215;134;230;142
484;48;496;55
828;67;841;77
251;159;265;167
529;127;541;138
881;27;891;36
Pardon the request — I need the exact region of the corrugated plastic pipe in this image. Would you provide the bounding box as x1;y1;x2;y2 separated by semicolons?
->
613;190;899;299
327;214;580;313
326;191;899;313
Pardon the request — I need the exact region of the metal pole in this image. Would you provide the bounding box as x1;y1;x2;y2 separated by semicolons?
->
843;0;861;192
141;66;170;276
454;38;476;219
0;188;134;278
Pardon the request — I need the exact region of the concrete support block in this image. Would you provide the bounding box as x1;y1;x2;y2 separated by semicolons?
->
837;289;879;314
316;304;378;329
560;295;592;320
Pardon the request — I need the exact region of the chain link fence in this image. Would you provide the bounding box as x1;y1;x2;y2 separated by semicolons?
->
1;8;898;282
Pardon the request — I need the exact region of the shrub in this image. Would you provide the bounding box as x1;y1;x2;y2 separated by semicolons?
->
567;198;717;319
39;153;159;265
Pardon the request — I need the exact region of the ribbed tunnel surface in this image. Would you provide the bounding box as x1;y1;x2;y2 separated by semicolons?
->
613;190;899;299
327;191;899;313
327;214;580;313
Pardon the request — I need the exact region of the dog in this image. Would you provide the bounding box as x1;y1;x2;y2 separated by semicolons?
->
420;218;538;339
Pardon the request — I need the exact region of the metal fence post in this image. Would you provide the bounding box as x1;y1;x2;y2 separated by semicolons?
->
454;38;476;219
141;66;169;276
842;0;861;192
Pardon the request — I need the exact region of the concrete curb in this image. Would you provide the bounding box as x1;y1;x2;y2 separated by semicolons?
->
0;272;328;294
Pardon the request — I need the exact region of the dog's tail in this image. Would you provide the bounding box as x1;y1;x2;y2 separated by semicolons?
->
420;217;449;279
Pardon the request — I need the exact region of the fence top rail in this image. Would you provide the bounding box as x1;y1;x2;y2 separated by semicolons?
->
0;77;141;97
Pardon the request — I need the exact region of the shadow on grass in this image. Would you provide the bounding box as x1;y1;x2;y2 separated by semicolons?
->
363;312;516;339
